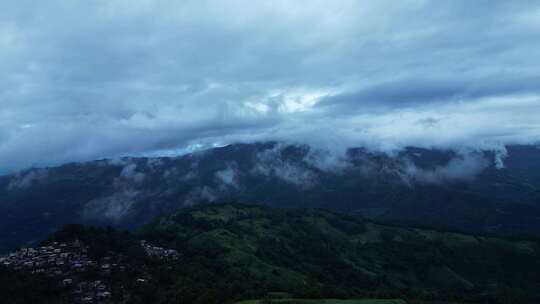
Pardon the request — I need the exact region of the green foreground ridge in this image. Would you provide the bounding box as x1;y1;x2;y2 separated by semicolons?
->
1;203;540;303
235;298;406;304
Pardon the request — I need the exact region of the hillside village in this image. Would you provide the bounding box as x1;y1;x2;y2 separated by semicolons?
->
140;240;180;260
0;239;179;303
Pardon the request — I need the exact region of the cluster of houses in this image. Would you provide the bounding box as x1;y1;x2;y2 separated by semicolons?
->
72;280;113;303
140;240;180;260
0;239;181;303
1;240;93;273
0;240;117;303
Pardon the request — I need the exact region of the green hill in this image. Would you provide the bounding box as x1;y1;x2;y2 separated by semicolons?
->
2;203;540;303
138;203;540;303
234;299;407;304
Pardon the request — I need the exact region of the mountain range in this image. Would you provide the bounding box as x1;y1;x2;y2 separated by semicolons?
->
1;142;540;252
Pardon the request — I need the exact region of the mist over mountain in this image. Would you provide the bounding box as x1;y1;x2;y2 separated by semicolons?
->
3;2;540;303
1;142;539;253
2;1;540;175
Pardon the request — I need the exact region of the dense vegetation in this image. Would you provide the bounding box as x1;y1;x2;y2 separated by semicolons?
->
235;300;407;304
138;204;540;303
2;203;540;303
0;266;68;304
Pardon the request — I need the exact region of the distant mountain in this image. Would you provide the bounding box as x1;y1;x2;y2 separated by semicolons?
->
2;203;540;303
1;142;540;252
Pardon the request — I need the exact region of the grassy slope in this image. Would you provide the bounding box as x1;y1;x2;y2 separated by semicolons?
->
139;203;540;303
5;202;539;304
235;299;406;304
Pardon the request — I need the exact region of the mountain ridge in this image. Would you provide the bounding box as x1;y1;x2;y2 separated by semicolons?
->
1;142;540;252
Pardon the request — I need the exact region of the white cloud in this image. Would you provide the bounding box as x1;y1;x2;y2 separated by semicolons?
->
215;162;241;190
7;168;48;190
0;0;539;173
402;152;490;185
119;163;145;184
83;189;139;222
252;144;317;188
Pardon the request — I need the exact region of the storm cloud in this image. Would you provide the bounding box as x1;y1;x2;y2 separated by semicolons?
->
1;0;540;173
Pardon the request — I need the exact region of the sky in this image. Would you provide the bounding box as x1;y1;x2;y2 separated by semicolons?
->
1;0;540;173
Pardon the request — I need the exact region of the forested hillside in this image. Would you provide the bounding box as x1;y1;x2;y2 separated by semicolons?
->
3;203;540;303
2;143;540;253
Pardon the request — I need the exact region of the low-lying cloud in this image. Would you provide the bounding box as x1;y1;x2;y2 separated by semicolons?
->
83;188;139;223
215;162;241;190
252;144;318;188
401;153;490;185
118;163;145;185
7;168;48;190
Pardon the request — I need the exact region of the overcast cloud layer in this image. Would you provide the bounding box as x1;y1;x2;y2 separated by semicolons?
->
1;0;540;173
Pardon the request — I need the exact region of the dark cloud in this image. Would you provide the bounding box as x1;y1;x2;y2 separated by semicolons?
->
317;75;540;112
0;0;539;173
